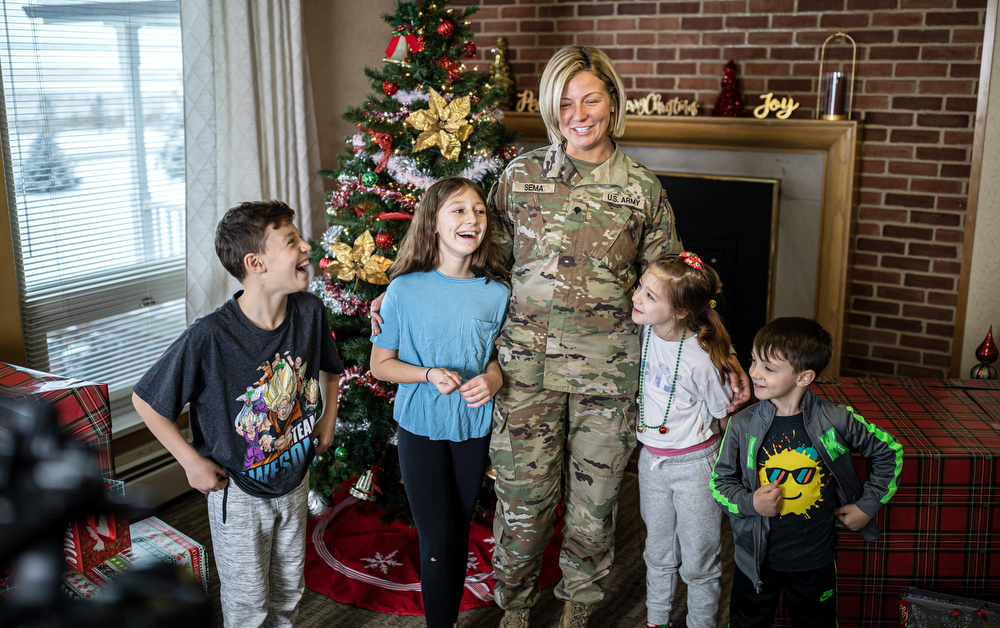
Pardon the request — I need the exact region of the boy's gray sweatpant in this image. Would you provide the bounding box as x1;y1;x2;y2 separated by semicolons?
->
638;442;723;628
207;472;309;628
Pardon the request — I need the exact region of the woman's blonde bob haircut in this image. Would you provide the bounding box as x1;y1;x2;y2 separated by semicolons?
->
538;45;628;146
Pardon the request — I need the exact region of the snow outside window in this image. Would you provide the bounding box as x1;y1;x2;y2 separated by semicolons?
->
1;0;186;421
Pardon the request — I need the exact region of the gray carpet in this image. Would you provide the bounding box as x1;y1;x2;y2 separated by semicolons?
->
154;472;734;627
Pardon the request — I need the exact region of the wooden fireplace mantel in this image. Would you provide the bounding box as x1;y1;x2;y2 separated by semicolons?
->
502;112;861;375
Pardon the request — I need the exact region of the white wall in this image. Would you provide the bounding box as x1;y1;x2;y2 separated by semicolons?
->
961;1;1000;375
303;0;398;192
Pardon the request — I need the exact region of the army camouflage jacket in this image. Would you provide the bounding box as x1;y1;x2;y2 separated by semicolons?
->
488;141;682;396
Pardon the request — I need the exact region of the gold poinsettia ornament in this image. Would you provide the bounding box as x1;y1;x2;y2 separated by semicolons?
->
404;88;473;161
324;230;393;287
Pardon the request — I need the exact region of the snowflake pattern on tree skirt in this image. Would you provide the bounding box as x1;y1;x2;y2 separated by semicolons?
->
362;550;403;575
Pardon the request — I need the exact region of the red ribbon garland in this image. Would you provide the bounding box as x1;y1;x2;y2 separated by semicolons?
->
359;125;393;173
376;212;413;220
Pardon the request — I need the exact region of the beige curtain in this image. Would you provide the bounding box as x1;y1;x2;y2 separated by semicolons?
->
181;0;325;321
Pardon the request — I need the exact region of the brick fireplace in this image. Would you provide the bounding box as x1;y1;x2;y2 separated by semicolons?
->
454;0;986;377
505;111;858;374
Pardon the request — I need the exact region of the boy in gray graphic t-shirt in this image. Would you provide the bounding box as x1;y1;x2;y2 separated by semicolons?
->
133;200;343;627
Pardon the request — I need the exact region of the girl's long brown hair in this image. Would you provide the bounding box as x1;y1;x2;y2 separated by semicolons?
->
647;254;735;376
389;177;510;286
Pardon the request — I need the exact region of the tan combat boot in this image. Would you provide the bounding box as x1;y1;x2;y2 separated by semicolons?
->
499;607;530;628
558;601;594;628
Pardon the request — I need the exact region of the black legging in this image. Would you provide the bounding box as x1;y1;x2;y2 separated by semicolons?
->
397;426;491;628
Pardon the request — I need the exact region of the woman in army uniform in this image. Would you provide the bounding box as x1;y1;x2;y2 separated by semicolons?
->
372;45;750;628
485;46;749;628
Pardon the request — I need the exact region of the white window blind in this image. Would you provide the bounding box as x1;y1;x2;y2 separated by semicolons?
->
1;0;186;419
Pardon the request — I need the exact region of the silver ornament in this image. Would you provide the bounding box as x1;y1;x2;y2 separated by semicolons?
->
307;489;333;518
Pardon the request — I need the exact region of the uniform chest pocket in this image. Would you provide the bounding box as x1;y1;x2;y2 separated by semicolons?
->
509;193;548;254
587;204;644;275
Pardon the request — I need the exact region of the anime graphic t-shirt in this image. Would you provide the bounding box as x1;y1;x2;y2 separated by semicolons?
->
134;290;343;498
759;412;838;570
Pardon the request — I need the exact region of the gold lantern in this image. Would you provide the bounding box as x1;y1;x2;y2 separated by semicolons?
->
815;31;856;121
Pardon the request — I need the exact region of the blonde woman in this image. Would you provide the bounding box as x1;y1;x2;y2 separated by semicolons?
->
486;46;749;628
371;46;750;628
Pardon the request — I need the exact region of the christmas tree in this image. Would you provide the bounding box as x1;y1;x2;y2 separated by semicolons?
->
711;59;749;117
23;132;79;193
307;0;518;525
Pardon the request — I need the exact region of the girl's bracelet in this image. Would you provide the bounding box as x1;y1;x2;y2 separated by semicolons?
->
425;367;432;382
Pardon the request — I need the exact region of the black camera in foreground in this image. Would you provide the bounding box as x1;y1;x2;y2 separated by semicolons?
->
0;399;209;628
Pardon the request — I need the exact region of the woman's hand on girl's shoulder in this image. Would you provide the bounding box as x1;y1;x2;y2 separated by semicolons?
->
369;292;385;336
428;367;462;396
726;354;751;413
459;370;503;409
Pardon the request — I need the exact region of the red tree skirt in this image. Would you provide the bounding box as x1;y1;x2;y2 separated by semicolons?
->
305;489;564;615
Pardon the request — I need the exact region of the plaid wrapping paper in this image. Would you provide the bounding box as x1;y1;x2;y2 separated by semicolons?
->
770;377;1000;628
0;362;114;477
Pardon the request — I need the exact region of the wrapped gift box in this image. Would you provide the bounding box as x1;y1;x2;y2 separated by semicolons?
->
60;570;102;600
63;479;130;573
60;516;208;599
0;363;114;477
124;517;208;593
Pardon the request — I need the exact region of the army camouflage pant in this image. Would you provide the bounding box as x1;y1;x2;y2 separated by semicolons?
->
489;386;637;609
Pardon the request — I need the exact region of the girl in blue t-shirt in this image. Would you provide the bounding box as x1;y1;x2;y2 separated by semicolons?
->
370;177;510;628
631;252;735;628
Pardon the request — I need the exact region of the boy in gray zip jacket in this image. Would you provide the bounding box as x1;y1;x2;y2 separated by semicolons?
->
710;318;902;627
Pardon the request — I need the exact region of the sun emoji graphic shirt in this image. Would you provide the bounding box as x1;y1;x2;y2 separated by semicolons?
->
758;413;838;569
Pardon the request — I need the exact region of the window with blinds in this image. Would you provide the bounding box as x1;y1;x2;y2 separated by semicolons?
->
1;0;186;420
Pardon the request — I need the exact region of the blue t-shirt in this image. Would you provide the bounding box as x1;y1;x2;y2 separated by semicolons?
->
372;270;509;441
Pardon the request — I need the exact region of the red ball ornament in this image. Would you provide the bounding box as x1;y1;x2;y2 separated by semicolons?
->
319;257;331;271
375;232;394;249
382;80;398;96
463;41;477;58
412;35;425;53
437;20;453;37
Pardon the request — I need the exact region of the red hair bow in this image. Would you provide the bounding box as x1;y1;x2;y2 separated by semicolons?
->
679;251;704;269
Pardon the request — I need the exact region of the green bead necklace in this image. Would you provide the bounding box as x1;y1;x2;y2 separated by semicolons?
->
637;326;686;434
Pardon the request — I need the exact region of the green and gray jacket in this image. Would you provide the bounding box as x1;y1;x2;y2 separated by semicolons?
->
710;389;903;592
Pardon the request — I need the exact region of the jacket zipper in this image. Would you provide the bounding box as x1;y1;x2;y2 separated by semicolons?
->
749;436;763;594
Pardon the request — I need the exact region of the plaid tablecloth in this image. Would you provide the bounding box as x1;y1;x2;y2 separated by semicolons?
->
0;362;113;477
781;378;1000;627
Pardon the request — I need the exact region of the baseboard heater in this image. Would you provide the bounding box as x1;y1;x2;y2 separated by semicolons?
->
115;444;193;509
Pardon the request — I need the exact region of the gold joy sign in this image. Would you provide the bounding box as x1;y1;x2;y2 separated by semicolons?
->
753;93;800;120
